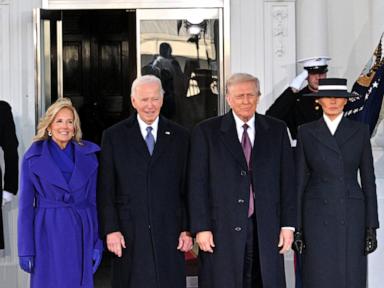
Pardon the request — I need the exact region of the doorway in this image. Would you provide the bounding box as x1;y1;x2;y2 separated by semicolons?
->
35;8;225;140
62;10;136;143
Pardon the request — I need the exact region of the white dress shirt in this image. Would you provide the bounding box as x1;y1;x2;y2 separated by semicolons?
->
323;113;343;135
232;111;255;146
137;115;159;141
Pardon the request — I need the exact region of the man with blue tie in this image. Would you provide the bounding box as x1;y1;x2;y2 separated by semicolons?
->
189;73;296;287
97;75;193;288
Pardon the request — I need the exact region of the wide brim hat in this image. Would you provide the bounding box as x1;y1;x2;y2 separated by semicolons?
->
298;56;331;74
304;78;353;98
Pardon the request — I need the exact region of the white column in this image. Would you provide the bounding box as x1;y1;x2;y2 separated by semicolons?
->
0;0;39;286
296;0;328;60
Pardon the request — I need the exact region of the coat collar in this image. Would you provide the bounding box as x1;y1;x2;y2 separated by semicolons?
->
27;140;99;191
219;111;270;169
334;117;360;146
123;114;174;162
308;117;360;154
308;118;340;154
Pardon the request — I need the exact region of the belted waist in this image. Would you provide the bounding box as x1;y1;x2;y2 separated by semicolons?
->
36;197;92;286
36;198;91;209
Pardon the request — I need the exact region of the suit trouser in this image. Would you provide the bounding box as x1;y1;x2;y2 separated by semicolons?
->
243;215;263;288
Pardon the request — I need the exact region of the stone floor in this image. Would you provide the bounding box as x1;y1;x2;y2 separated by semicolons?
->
93;252;199;288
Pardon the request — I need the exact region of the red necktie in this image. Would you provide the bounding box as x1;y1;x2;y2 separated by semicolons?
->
241;124;254;217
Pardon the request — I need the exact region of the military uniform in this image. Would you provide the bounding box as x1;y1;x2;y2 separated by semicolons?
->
266;86;322;140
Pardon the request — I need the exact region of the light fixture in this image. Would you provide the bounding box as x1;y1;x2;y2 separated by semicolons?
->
188;25;201;35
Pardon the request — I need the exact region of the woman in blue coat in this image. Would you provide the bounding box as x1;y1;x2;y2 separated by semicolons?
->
18;98;103;288
294;78;379;288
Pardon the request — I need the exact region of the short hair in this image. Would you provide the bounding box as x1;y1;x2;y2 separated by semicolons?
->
226;73;261;96
33;97;82;143
131;75;164;98
159;42;172;58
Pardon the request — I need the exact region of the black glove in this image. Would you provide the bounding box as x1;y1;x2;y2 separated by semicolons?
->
292;231;305;255
365;227;377;255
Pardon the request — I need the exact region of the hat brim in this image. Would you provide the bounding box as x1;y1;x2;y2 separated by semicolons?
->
303;90;353;98
305;65;328;74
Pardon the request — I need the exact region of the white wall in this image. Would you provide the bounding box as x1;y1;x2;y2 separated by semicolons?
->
0;0;39;286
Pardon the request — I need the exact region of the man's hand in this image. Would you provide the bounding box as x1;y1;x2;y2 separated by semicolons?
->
106;231;126;257
177;231;193;252
2;191;13;206
196;231;215;253
278;228;294;254
290;70;309;92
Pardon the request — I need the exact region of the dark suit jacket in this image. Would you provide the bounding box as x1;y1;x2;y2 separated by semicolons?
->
0;101;18;249
97;114;189;288
296;117;379;288
188;111;295;288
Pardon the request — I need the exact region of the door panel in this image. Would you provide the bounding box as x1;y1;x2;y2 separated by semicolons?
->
61;10;136;143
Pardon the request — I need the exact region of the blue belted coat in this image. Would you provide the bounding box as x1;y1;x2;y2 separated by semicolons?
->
18;140;102;288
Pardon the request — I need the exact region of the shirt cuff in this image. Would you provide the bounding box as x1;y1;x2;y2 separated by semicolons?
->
282;226;295;231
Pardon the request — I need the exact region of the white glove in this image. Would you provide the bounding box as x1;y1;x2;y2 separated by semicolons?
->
2;191;13;206
289;70;308;91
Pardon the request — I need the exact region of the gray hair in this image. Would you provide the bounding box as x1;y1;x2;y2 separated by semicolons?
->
131;75;164;98
226;73;261;96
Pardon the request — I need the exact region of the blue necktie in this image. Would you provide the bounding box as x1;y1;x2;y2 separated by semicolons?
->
145;126;155;155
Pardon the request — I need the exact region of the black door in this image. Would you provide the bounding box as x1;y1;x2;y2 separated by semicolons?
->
62;10;136;144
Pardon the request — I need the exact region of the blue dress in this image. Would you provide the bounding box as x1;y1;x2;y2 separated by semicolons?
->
18;139;102;288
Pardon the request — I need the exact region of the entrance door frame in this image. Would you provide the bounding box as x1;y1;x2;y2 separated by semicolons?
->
35;0;230;126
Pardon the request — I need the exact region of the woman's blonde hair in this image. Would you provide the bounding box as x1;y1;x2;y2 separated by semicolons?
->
33;98;83;143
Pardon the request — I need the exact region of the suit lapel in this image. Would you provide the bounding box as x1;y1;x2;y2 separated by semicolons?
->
309;118;341;154
151;117;172;163
219;112;248;170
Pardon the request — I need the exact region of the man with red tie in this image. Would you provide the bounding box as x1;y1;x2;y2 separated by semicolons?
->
189;73;296;287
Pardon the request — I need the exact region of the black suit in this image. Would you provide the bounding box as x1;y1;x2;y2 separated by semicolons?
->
0;101;18;249
189;111;295;288
97;114;189;288
296;117;379;288
266;86;322;139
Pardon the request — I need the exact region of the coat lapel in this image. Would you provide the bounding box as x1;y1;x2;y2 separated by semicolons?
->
219;112;248;170
68;142;99;191
309;118;341;154
151;116;173;163
29;141;70;191
334;117;360;147
252;114;270;167
124;115;152;160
